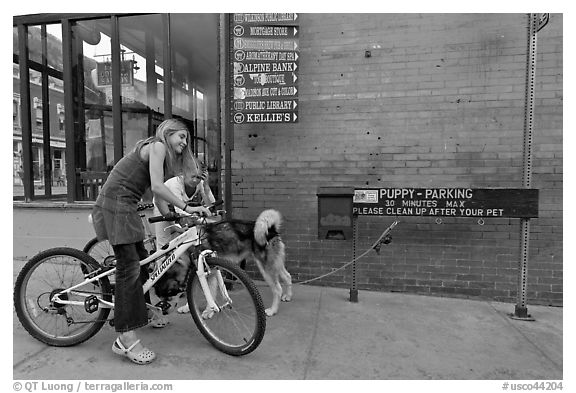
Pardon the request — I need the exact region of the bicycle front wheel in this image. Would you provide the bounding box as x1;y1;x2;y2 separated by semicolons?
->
186;257;266;356
14;247;112;347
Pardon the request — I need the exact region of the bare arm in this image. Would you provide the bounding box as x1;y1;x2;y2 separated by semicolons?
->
154;196;171;216
148;142;210;216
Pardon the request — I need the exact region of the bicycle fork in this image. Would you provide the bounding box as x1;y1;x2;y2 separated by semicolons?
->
196;250;233;319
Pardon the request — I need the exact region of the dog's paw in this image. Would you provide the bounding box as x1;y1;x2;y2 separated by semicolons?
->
281;294;292;302
202;308;216;320
265;308;277;317
177;304;190;314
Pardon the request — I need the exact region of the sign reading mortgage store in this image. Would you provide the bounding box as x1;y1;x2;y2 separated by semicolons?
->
353;188;539;218
231;13;299;124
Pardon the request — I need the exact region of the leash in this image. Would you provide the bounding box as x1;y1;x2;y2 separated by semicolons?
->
293;220;398;285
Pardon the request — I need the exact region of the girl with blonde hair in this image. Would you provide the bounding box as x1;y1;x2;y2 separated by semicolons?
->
91;118;210;365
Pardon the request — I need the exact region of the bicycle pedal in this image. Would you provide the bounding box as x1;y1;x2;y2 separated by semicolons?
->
155;300;172;315
84;295;99;313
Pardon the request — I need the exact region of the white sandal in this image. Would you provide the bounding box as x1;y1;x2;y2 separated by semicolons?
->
148;314;169;328
112;338;156;365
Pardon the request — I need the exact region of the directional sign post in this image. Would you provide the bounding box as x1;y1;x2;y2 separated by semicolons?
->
230;13;299;124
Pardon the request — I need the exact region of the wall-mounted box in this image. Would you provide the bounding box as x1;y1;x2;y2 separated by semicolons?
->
317;187;354;240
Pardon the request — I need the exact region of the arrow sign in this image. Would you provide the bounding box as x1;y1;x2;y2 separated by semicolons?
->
232;111;299;124
235;62;298;73
234;13;298;24
242;72;299;88
232;99;299;112
234;37;299;51
234;25;299;38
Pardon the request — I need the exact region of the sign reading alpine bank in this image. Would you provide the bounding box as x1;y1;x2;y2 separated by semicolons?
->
231;13;299;124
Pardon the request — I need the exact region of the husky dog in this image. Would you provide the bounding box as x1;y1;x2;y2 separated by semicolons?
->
154;209;292;316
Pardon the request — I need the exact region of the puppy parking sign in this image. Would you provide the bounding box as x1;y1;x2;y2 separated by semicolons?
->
353;187;539;218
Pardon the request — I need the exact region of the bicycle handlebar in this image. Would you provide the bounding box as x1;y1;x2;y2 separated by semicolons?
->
148;199;224;223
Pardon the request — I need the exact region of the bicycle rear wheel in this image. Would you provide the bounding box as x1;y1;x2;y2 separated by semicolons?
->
84;237;156;282
83;237;116;266
14;247;112;347
186;256;266;356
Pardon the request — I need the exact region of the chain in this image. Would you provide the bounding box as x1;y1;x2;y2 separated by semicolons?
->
294;221;398;285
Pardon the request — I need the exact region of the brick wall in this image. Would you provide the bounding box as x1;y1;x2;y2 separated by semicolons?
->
230;14;563;306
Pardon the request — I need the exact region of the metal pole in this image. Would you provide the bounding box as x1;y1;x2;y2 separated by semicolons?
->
18;24;34;201
111;16;123;163
222;14;233;220
512;13;538;321
350;214;358;302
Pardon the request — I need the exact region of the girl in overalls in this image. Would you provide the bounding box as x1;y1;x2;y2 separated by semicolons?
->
91;119;210;365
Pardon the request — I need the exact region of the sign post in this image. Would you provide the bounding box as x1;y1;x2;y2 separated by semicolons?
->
350;215;358;302
512;13;549;321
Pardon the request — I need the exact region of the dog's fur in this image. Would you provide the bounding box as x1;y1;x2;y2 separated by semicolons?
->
154;209;292;316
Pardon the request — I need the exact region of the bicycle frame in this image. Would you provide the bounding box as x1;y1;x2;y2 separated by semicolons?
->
51;220;228;316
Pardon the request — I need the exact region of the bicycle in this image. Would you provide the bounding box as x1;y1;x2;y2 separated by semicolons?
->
13;201;267;356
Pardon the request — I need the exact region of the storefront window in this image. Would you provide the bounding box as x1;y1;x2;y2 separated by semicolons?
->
13;23;68;199
14;14;221;202
170;14;220;187
13;26;22;193
118;14;166;153
27;26;42;63
118;14;165;115
27;30;46;197
45;24;63;72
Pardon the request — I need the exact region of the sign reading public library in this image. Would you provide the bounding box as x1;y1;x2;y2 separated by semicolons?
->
231;13;299;124
353;188;538;218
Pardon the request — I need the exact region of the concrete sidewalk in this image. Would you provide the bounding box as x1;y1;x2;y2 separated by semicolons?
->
12;256;562;381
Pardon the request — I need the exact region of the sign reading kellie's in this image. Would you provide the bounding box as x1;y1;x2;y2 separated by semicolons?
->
231;13;299;124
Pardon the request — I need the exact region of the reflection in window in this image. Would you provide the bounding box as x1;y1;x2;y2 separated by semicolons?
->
118;14;165;113
27;26;42;63
85;108;113;172
170;14;220;196
13;95;20;125
45;24;64;72
57;103;65;131
78;20;108;106
13;26;18;56
33;97;42;126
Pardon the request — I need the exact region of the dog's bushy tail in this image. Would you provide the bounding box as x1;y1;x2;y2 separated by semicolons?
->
254;209;282;246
